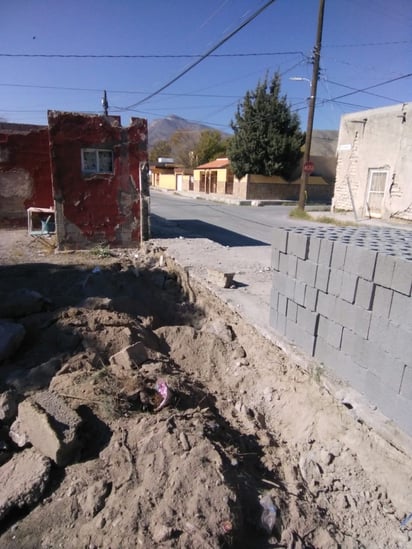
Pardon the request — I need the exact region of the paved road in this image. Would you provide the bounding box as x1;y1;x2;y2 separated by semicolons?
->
150;189;296;246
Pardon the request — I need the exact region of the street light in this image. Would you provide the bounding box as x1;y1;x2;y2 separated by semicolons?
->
289;76;314;101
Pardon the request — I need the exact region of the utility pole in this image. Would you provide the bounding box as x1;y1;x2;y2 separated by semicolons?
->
102;90;109;116
298;0;325;210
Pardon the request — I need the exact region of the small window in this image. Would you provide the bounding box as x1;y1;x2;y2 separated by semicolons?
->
81;149;113;174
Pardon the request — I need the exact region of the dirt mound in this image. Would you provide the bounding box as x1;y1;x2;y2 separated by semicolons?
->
0;235;411;548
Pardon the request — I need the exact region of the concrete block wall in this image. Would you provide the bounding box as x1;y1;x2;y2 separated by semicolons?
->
270;225;412;437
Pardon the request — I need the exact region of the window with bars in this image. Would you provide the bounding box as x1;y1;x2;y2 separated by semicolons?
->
81;149;113;174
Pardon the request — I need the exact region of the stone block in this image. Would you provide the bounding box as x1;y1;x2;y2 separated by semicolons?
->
374;253;396;288
278;252;288;274
355;278;374;310
304;286;318;312
272;270;287;295
318;238;334;267
109;341;148;371
286;299;298;323
345;246;377;281
297;329;317;356
328;268;343;296
392;258;412;296
391;394;412;438
270;248;280;270
313;336;335;367
294;280;306;307
329;352;367;395
270;288;279;312
363;371;399;423
17;391;82;466
331;241;348;270
207;269;235;288
308;236;321;263
318;315;343;349
317;291;337;319
288;254;298;278
389;291;412;331
400;365;412;401
297;305;319;336
0;448;51;521
335;299;371;338
275;312;287;336
285;317;299;343
285;276;296;300
278;293;287;316
340;272;359;304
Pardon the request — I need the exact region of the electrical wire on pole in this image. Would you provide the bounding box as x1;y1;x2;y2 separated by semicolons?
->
298;0;325;210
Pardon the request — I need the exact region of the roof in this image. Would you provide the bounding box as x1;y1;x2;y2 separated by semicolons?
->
195;157;231;169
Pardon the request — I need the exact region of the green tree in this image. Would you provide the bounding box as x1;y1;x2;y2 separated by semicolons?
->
169;129;198;167
193;129;229;166
149;140;172;164
228;72;304;179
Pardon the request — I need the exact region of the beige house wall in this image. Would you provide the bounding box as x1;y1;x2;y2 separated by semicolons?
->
333;103;412;220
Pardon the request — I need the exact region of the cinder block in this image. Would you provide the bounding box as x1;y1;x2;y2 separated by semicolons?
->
276;312;287;336
296;258;318;287
394;325;412;363
315;264;330;292
363;371;398;421
288;231;309;259
285;276;296;300
272;227;289;252
340;272;359;304
278;293;287;316
272;270;287;294
328;268;343;296
345;246;377;281
270;288;279;312
285;317;299;343
392;258;412;296
330;352;368;395
318;315;343;349
355;278;374;310
374;253;396;288
341;327;364;358
278;252;289;274
317;291;337;319
367;351;405;394
391;394;412;438
286;298;298;322
318;238;334;267
308;237;321;262
297;305;319;336
304;285;318;311
331;241;348;270
294;280;306;307
390;291;412;331
400;365;412;401
313;336;335;366
269;305;277;329
297;329;317;356
371;285;393;318
335;299;371;338
271;248;280;270
288;254;298;277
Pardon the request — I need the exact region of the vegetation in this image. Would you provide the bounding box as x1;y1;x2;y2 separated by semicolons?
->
149;140;172;164
228;72;304;179
193;129;229;166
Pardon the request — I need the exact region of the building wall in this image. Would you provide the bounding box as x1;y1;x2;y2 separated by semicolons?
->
48;111;147;249
270;225;412;437
333;103;412;220
0;124;52;221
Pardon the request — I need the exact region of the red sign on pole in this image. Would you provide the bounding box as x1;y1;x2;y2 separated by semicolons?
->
303;160;315;174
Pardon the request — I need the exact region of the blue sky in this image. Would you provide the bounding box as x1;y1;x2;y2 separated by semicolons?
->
1;0;411;132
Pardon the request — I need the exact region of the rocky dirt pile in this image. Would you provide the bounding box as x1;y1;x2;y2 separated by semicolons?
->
0;231;411;548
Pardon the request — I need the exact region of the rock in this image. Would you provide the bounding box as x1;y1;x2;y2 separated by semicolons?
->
6;357;61;392
79;479;111;518
299;453;324;494
0;320;25;362
9;417;30;447
207;269;235;289
202;319;235;343
109;342;148;372
0;389;18;421
0;288;50;318
0;447;51;521
78;297;113;310
16;391;82;466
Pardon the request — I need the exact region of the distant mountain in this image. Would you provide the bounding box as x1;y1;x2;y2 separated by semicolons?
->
148;115;229;147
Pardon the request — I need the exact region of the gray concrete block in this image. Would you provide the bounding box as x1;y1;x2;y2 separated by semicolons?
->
374;253;396;288
355;278;374;310
318;315;343;349
341;328;364;358
335;299;371;338
363;371;398;422
340;272;359;304
389;291;412;331
308;236;321;262
285;276;296;300
313;336;335;366
288;231;309;259
345;246;377;281
296;258;318;287
328;268;343;297
294;280;306;307
371;285;393;318
272;227;289;252
317;291;337;319
331;241;348;270
270;288;279;312
275;312;287;336
318;238;334;267
392;258;412;296
297;305;319;336
368;314;396;354
278;252;289;274
278;293;287;316
330;352;368;395
304;285;318;311
315;264;330;292
394;325;412;363
297;329;317;356
288;254;298;277
271;248;280;270
286;298;298;322
269;305;277;329
272;270;287;295
391;394;412;438
285;317;299;343
400;365;412;401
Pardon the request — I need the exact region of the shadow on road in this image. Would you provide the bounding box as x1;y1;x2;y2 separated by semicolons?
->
150;214;269;247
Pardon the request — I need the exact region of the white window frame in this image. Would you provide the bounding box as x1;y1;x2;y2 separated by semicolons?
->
365;168;389;218
81;148;113;174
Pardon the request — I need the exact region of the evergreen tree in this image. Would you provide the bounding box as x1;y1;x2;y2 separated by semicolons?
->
228;72;304;179
193;130;229;166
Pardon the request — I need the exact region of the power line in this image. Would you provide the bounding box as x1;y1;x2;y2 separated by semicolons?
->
324;39;412;48
123;0;278;110
0;50;302;59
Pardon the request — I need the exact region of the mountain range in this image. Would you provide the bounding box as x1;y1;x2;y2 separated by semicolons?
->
148;115;229;147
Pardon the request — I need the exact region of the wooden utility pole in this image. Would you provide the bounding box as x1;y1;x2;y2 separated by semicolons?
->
298;0;325;210
102;90;109;116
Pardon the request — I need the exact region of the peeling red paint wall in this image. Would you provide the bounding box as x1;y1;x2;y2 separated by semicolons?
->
0;124;52;221
48;111;148;249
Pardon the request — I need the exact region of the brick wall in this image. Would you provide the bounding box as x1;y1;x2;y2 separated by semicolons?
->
269;225;412;436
